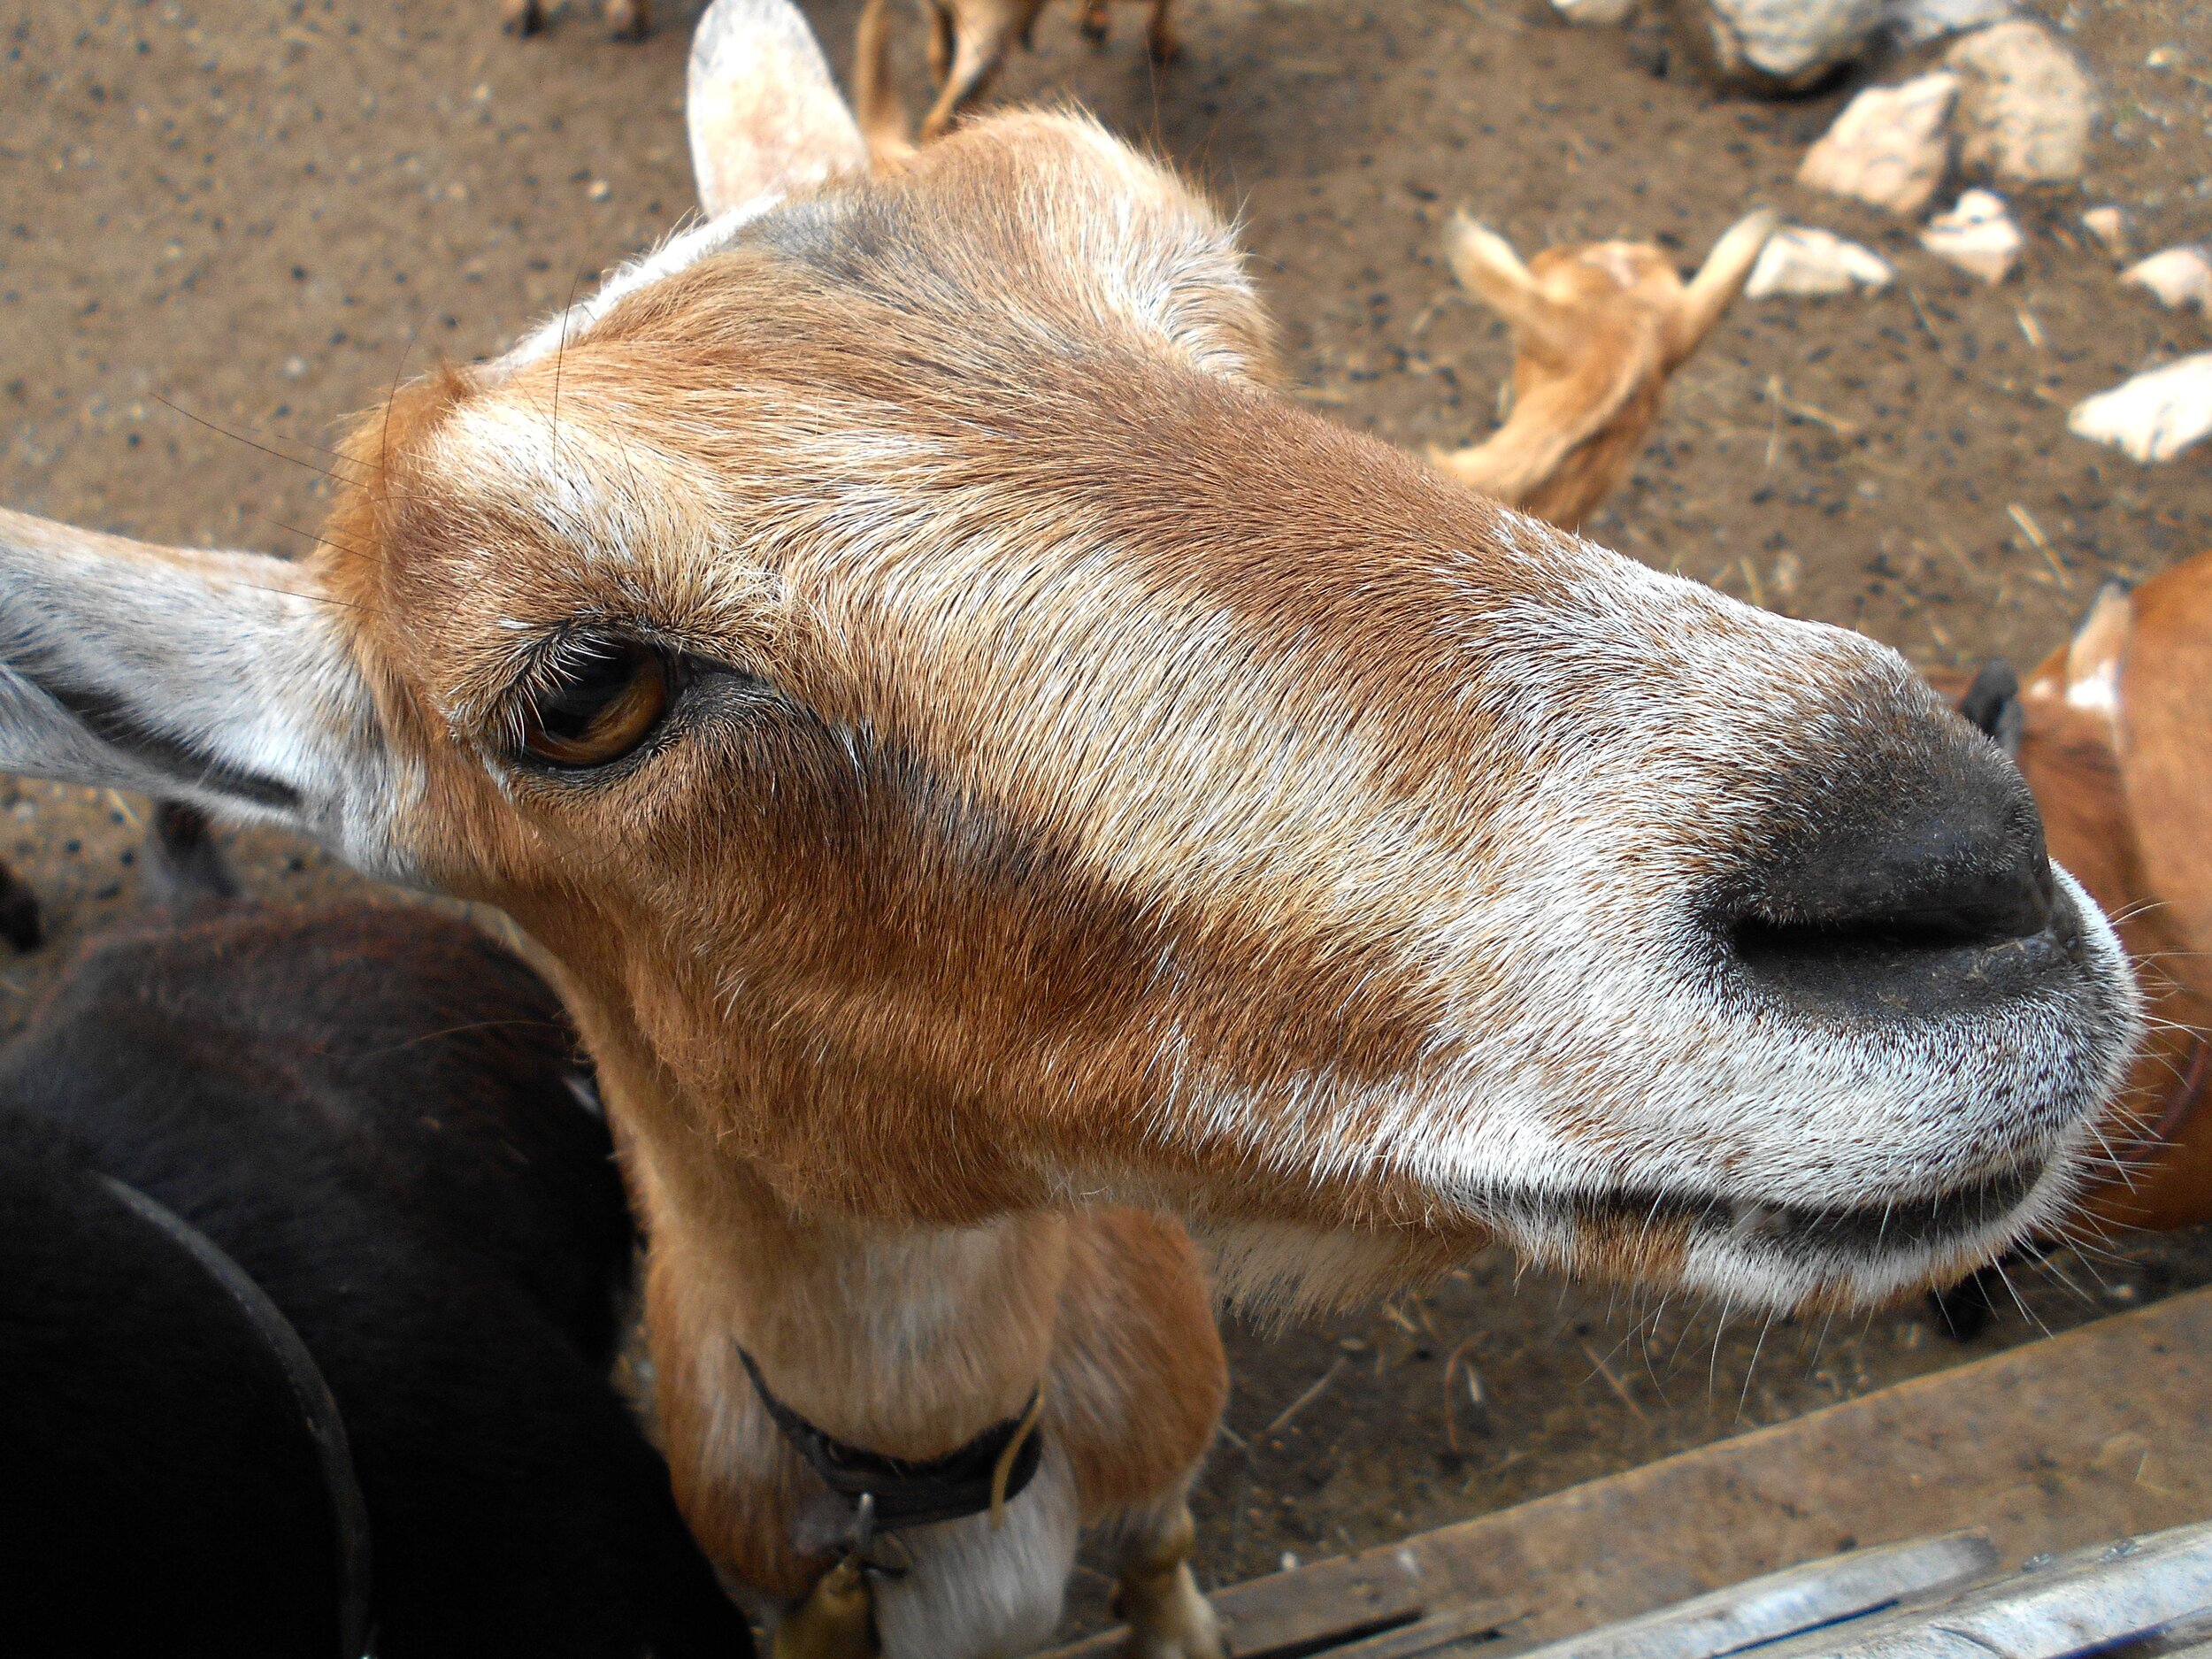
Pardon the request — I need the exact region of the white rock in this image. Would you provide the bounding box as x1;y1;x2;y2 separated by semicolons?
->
1885;0;2013;49
1548;0;1636;22
2081;205;2131;257
2123;246;2212;312
1799;73;1958;215
1688;0;1885;90
2069;353;2212;465
1920;188;2023;282
1946;19;2097;182
1745;226;1895;297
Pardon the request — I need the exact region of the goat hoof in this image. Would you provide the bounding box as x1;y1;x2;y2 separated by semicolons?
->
604;0;649;40
1119;1615;1225;1659
500;0;544;37
1115;1559;1223;1659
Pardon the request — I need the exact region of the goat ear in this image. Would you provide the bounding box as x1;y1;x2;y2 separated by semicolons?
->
2065;580;2133;696
1670;210;1777;365
1956;660;2024;758
687;0;867;215
1442;215;1548;329
0;508;404;876
1443;214;1572;357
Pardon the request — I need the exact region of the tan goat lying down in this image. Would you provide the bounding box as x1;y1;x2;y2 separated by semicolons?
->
0;3;2138;1655
1432;211;1777;529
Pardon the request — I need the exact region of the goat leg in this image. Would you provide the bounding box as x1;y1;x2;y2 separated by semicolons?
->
0;860;40;952
1144;0;1179;64
146;802;240;908
1111;1498;1223;1659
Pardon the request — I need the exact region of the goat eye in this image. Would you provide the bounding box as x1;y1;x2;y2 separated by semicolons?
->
518;639;672;770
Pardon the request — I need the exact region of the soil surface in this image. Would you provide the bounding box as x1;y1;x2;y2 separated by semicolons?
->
5;0;2211;1634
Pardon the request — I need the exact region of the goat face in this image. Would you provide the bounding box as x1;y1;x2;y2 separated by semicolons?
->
0;114;2137;1317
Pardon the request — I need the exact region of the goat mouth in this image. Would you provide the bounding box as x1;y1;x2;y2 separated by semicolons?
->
1514;1159;2050;1293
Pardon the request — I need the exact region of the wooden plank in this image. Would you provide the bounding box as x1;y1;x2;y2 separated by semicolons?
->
1046;1287;2212;1659
1320;1599;1520;1659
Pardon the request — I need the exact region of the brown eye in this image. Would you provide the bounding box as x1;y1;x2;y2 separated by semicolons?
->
518;638;672;770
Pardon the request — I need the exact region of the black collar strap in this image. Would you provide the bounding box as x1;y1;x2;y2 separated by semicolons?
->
738;1347;1045;1535
100;1176;375;1659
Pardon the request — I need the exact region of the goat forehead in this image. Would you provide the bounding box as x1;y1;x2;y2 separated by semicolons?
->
1538;242;1676;301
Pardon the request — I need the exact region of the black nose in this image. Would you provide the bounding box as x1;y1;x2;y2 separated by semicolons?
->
1728;714;2069;1019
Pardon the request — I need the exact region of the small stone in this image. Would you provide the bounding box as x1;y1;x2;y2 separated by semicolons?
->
2122;246;2212;313
1920;188;2022;283
281;355;309;380
2068;352;2212;465
1799;73;1958;216
1688;0;1885;90
586;179;613;202
2081;205;2130;257
1885;0;2012;49
1946;19;2096;183
1770;551;1802;600
1548;0;1636;21
1745;226;1894;297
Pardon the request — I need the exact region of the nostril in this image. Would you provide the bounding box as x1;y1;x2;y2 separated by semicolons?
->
1728;736;2070;1018
1738;841;2053;956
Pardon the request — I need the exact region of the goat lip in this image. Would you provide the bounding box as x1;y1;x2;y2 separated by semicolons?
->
1707;1160;2045;1260
1514;1158;2049;1273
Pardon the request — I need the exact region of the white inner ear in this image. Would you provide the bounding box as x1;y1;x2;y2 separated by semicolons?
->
0;508;411;879
688;0;866;215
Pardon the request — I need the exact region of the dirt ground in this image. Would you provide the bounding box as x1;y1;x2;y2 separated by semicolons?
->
5;0;2212;1632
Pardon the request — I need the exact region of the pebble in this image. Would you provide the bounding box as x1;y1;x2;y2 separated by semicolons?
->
1919;188;2022;283
1548;0;1636;21
1799;73;1958;216
1945;19;2096;183
2122;246;2212;313
1885;0;2013;49
2068;353;2212;465
1686;0;1885;91
1744;226;1894;297
2081;205;2131;257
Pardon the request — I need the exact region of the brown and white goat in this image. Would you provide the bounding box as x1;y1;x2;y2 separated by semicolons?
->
1940;552;2212;1238
1431;211;1776;529
0;2;2139;1654
856;0;1179;150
